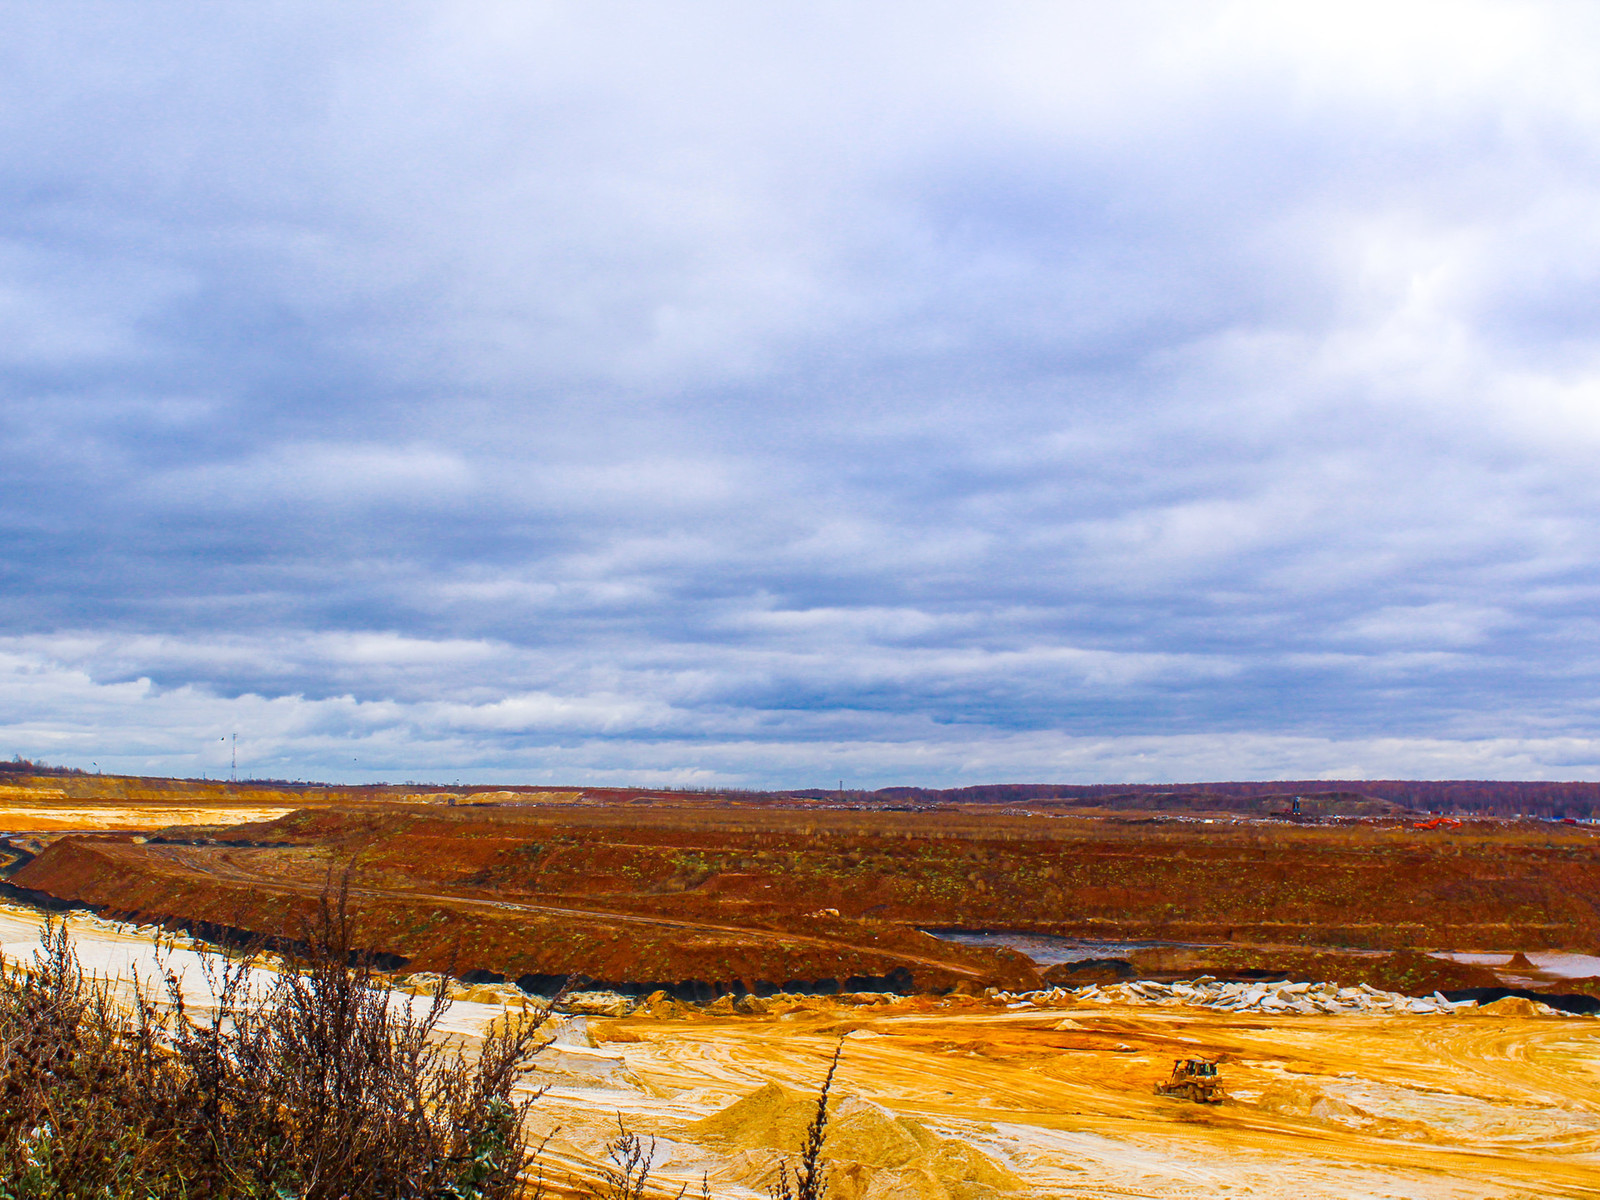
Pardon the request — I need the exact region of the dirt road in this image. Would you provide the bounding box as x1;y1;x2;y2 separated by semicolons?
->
14;835;1009;989
137;841;996;983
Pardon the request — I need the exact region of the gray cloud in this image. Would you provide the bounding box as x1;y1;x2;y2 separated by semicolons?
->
5;2;1600;784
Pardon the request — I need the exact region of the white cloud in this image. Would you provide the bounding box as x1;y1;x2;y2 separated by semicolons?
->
145;444;476;509
1338;603;1507;648
5;3;1600;783
5;638;1599;786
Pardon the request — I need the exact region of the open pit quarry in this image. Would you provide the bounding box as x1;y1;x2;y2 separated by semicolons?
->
2;777;1599;1196
1;900;1597;1199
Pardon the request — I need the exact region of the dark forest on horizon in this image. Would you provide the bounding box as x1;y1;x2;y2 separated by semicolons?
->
5;756;1598;818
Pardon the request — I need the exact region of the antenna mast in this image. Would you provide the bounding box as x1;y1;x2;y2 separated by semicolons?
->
231;733;237;784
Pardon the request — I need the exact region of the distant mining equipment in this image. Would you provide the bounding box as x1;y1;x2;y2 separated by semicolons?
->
1268;795;1309;822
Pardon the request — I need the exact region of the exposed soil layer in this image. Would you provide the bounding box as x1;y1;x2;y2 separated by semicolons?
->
10;795;1600;994
5;900;1597;1199
11;836;1021;993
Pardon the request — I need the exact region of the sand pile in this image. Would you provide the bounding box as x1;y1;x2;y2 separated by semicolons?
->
691;1083;1021;1200
1254;1079;1430;1140
1256;1079;1372;1126
1474;995;1559;1018
559;990;633;1017
460;983;525;1005
392;972;504;1002
638;989;689;1018
704;992;771;1015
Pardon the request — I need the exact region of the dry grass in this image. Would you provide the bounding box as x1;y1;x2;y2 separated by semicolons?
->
0;880;546;1199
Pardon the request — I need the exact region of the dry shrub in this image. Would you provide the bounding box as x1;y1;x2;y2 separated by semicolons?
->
0;883;547;1200
577;1117;709;1200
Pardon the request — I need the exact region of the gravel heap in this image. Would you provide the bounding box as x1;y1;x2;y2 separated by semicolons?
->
550;979;1578;1019
987;978;1568;1016
1086;978;1477;1014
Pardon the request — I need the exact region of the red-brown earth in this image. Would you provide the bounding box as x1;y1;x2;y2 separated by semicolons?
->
10;797;1599;995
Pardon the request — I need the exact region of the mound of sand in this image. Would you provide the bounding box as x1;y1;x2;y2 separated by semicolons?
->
704;992;771;1016
637;989;689;1019
691;1083;1021;1200
1474;995;1558;1018
561;990;633;1017
1257;1080;1374;1127
1254;1080;1430;1140
460;983;525;1005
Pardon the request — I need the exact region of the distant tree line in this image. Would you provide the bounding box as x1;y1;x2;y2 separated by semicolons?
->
0;756;85;776
786;780;1600;819
7;752;1595;818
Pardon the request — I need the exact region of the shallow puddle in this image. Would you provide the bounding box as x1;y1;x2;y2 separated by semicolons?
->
923;929;1205;964
1433;950;1600;979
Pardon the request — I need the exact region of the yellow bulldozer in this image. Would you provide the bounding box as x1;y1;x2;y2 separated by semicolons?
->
1155;1057;1224;1103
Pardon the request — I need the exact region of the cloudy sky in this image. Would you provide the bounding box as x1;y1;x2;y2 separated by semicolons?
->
5;1;1600;787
